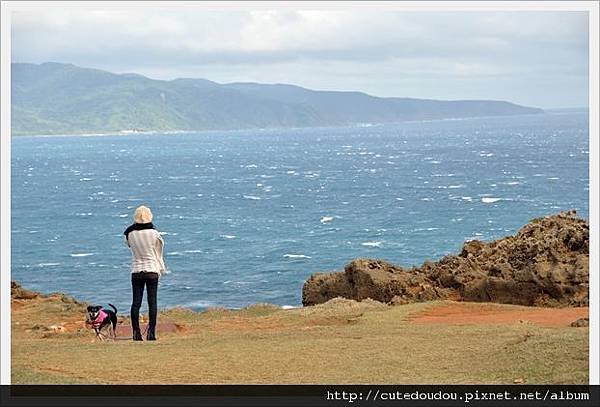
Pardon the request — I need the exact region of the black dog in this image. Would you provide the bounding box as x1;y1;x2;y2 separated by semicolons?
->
86;304;118;340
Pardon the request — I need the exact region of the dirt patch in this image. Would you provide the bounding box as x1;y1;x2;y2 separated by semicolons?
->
12;300;28;310
410;302;589;327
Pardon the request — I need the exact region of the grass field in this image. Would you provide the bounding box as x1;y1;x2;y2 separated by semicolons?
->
11;294;588;384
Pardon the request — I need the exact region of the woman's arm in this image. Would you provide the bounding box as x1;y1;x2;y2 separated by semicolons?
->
154;232;168;275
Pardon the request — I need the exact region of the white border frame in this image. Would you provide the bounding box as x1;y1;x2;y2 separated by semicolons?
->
1;0;11;387
1;0;598;386
588;0;599;387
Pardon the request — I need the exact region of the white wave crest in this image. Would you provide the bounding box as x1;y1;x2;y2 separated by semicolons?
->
362;241;383;247
284;254;312;259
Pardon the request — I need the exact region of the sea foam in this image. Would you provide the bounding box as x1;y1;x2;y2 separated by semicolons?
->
283;254;312;259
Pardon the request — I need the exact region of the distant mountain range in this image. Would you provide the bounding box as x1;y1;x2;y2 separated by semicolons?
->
11;62;544;136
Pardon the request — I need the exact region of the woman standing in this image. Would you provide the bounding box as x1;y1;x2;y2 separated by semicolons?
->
124;205;167;341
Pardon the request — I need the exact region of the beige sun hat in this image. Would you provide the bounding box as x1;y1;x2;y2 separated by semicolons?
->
134;205;153;224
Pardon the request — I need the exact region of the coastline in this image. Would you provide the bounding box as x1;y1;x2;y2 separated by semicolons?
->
10;209;590;384
9;110;576;138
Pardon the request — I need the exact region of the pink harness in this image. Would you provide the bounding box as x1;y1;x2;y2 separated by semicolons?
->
90;310;108;329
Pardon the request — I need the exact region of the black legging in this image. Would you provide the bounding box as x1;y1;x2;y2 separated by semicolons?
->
131;272;159;335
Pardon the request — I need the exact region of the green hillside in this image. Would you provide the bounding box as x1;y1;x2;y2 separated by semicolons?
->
11;62;544;136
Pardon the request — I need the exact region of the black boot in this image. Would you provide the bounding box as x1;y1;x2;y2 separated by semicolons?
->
132;328;143;341
146;328;156;341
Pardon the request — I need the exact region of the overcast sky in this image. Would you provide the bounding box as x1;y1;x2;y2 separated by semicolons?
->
11;6;589;109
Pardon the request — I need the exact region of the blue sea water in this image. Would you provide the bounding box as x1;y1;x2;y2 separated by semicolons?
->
11;112;589;311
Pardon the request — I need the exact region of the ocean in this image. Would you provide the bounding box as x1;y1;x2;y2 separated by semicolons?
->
11;111;589;311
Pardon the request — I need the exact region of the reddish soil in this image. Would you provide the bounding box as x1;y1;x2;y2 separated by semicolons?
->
410;302;589;327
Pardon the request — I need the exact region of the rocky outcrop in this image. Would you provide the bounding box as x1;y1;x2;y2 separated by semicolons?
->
303;211;588;307
11;281;40;299
12;281;85;305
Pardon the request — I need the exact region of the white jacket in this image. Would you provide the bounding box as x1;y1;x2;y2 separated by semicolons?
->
126;229;168;276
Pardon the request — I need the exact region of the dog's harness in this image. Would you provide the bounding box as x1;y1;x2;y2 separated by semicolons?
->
89;310;108;329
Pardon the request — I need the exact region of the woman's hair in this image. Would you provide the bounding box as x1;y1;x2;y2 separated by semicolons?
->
134;205;153;224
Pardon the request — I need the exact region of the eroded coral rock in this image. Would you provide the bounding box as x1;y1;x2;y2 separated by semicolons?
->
303;211;588;307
